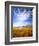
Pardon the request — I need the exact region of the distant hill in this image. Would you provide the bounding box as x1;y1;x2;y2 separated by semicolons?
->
13;25;32;28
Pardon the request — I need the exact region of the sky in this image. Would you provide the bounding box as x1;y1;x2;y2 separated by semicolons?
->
11;7;33;27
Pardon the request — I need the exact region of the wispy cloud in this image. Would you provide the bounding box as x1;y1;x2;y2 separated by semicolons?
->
11;7;32;27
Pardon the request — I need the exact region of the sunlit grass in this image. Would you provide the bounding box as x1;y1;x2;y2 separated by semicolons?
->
11;27;32;38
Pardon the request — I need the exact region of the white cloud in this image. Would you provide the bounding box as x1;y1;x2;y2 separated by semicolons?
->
13;8;31;27
17;11;30;21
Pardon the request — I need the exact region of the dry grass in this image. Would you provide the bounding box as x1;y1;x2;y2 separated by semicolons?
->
11;27;32;38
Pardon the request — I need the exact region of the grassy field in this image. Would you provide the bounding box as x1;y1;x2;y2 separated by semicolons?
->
11;27;32;38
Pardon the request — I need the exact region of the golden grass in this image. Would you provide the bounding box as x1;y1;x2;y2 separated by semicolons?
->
11;27;32;38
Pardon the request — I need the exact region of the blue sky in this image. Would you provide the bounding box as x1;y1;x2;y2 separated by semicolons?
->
11;7;33;27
